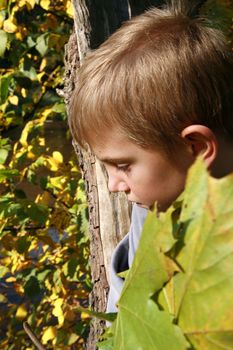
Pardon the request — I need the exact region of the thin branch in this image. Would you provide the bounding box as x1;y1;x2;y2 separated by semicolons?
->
23;322;47;350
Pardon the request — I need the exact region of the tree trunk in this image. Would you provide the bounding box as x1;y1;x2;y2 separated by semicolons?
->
62;2;132;349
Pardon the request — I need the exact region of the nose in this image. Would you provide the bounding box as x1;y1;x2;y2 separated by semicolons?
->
108;174;130;193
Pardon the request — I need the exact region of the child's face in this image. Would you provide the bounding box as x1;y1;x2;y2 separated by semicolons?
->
92;129;192;211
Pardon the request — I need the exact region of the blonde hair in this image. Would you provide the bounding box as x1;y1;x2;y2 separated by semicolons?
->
69;2;233;153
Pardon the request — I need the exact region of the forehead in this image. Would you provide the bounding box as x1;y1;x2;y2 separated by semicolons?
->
91;129;137;161
91;128;163;164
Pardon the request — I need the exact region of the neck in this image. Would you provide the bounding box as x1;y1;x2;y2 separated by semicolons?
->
211;134;233;178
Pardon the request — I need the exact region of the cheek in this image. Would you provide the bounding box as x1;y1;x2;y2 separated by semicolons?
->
130;165;186;205
130;171;158;197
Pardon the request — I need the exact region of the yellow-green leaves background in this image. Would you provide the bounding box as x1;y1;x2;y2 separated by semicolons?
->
0;1;90;349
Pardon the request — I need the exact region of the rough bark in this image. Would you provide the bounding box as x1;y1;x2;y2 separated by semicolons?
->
62;2;132;349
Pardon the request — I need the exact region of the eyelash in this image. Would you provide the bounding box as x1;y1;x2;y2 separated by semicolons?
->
116;165;130;173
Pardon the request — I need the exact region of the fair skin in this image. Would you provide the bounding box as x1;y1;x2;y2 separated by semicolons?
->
91;125;232;211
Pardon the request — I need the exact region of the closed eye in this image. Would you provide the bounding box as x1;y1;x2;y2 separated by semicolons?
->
116;164;130;173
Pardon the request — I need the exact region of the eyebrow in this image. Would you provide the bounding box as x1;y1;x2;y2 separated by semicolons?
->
98;157;134;164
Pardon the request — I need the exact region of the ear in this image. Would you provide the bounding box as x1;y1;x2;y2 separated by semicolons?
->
181;125;218;168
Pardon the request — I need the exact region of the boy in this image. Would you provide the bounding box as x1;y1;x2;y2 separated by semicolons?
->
69;1;233;313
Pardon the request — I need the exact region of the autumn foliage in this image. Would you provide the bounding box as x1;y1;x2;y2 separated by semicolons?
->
0;1;90;349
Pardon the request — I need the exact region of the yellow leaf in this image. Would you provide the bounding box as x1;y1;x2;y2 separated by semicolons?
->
52;298;64;326
38;137;45;146
40;0;50;10
49;292;57;301
18;0;35;9
45;152;63;171
0;11;5;27
15;31;24;41
21;88;27;98
45;157;58;171
3;18;17;33
68;333;79;346
0;265;9;278
81;311;90;320
0;293;7;303
66;0;74;18
37;72;45;82
18;0;27;8
1;257;11;266
16;304;27;319
0;0;7;11
15;283;24;294
5;276;16;283
8;95;19;106
50;176;65;190
20;121;33;146
41;107;54;118
26;0;36;9
52;151;63;164
27;151;36;159
0;340;8;348
70;162;79;172
42;326;56;344
10;251;23;273
45;279;52;291
35;191;51;206
39;58;47;72
52;297;63;310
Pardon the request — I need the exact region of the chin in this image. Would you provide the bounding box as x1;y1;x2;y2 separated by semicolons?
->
128;198;151;210
136;202;150;209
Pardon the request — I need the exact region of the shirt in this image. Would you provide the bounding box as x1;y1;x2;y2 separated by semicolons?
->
107;204;148;313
